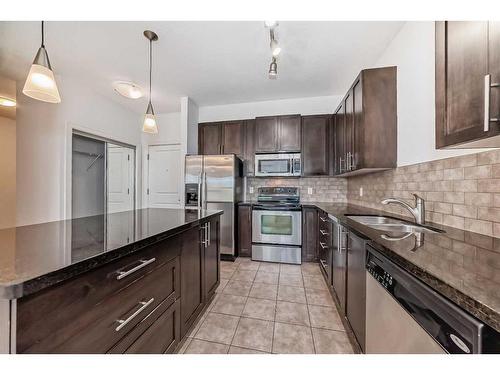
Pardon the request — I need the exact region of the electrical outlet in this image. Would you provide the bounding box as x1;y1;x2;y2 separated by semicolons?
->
249;186;254;194
359;187;363;197
308;187;313;195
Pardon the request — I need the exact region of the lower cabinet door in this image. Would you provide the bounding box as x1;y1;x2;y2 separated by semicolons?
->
109;299;181;354
346;231;367;351
180;226;205;337
205;218;220;300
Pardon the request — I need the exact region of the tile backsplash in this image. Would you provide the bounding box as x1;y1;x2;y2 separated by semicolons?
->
245;150;500;238
347;150;500;238
246;177;347;203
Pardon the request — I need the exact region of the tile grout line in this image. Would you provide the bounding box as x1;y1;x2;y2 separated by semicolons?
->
302;265;317;354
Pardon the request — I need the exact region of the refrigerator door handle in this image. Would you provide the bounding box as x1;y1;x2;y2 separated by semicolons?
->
197;172;202;210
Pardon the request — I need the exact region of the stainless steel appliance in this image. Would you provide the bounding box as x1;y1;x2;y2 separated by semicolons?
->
254;153;301;177
252;187;301;264
365;245;500;354
185;154;243;259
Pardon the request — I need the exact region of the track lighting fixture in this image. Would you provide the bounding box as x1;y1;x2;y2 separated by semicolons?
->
269;57;278;79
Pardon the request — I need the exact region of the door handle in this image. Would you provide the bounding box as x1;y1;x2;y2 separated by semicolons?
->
115;298;155;331
484;74;500;131
207;221;211;246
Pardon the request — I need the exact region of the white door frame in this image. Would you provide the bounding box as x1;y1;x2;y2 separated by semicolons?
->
146;143;184;208
63;122;140;221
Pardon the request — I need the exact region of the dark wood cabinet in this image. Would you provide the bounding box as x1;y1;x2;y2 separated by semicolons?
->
334;103;345;175
109;299;181;354
237;204;252;257
279;115;301;151
255;115;301;153
346;230;367;351
302;206;318;262
333;67;397;177
331;222;347;314
199;122;222;155
243;119;256;176
302;115;330;176
255;116;279;152
204;217;220;300
221;121;244;155
180;226;205;337
436;21;500;148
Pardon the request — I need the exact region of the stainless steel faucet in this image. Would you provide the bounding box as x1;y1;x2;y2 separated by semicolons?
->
381;194;426;225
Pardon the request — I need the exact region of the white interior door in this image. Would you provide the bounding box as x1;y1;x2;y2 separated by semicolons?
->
107;145;134;214
148;144;182;207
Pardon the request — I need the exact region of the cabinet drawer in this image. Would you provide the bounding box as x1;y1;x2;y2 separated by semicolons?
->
109;299;181;354
17;255;180;353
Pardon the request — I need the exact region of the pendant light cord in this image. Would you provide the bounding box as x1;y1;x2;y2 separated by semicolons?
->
149;39;152;101
41;20;45;47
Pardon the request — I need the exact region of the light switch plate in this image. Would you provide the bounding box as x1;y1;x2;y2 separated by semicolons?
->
308;187;313;195
249;186;254;194
359;187;363;197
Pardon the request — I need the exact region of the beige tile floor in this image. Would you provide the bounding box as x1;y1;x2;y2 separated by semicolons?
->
178;258;355;354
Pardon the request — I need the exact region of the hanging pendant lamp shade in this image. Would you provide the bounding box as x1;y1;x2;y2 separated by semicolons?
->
23;21;61;103
142;30;159;134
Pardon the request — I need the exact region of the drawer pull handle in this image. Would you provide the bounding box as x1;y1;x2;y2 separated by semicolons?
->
319;242;328;249
115;298;155;332
319;230;329;236
116;258;156;280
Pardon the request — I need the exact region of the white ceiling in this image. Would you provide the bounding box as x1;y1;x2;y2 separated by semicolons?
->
0;21;404;113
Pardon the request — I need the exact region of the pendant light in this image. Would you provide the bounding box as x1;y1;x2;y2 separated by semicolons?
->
22;21;61;103
142;30;159;134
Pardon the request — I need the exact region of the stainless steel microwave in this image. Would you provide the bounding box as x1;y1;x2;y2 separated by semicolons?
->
254;153;301;177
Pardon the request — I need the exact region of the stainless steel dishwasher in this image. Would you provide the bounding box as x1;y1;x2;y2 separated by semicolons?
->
365;245;500;354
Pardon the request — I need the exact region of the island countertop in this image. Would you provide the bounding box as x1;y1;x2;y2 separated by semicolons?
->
0;208;222;299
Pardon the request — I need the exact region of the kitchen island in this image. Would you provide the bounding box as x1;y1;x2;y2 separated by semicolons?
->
0;208;222;354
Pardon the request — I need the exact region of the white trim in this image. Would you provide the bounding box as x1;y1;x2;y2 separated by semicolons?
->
63;122;141;220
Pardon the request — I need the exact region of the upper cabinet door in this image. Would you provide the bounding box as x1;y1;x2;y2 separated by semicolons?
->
221;121;243;156
344;92;354;171
302;115;329;176
436;21;500;148
278;115;301;152
255;116;279;152
334;103;345;175
199;123;221;155
243;119;256;176
489;22;500;132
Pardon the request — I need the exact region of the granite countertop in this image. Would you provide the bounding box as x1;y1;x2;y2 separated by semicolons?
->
0;208;222;299
304;202;500;333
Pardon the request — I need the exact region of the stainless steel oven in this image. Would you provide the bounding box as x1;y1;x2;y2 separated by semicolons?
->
254;153;301;177
252;208;302;246
251;187;302;264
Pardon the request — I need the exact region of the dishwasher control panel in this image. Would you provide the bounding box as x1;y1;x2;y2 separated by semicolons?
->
366;256;394;291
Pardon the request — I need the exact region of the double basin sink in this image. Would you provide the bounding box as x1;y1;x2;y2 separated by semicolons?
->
346;215;445;235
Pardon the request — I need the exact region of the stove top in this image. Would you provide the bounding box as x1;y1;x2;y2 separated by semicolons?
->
255;187;300;210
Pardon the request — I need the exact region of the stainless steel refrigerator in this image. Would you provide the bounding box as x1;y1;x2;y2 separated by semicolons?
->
185;154;243;259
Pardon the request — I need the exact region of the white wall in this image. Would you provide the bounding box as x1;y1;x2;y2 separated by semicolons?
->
198;95;342;123
374;21;489;166
186;98;199;155
16;75;142;226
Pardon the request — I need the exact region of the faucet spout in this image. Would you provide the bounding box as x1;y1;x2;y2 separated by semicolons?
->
381;194;425;225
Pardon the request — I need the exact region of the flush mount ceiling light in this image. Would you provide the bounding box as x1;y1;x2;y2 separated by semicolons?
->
142;30;159;134
22;21;61;103
113;81;143;99
0;96;16;107
269;57;278;79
